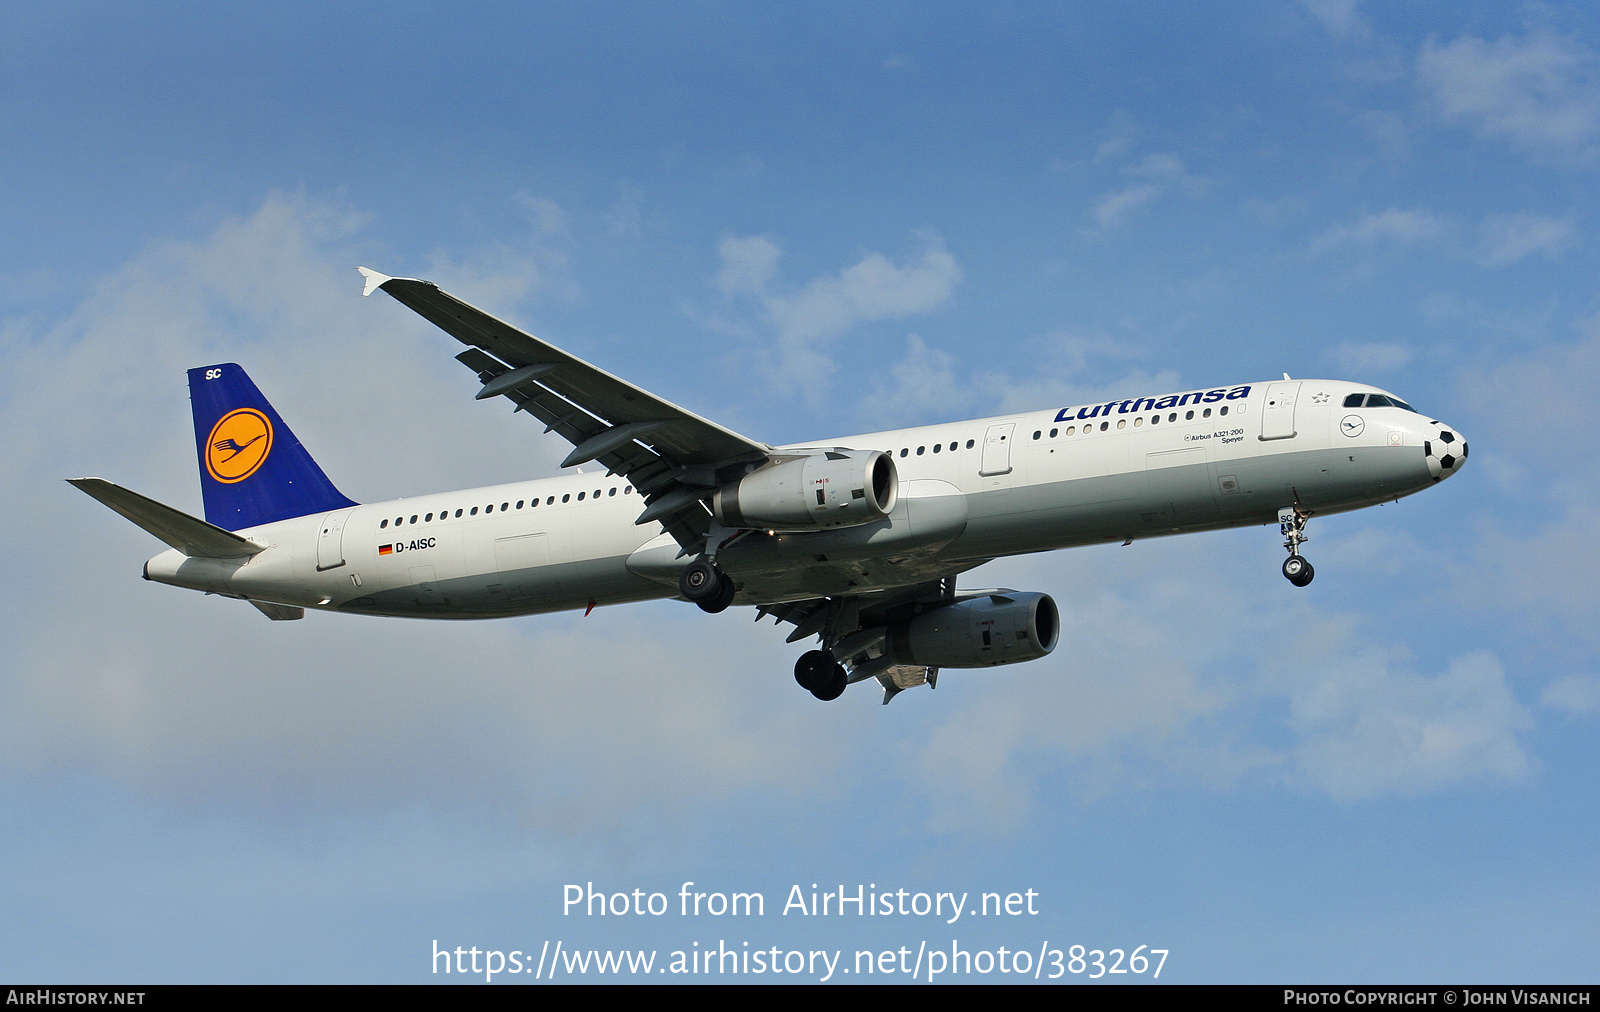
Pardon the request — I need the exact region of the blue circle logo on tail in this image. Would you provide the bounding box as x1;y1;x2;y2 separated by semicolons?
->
205;408;274;483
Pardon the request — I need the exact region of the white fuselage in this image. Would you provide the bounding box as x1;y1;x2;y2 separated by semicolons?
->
143;380;1458;617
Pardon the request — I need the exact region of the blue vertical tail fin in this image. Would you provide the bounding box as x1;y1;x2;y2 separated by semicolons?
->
188;364;357;530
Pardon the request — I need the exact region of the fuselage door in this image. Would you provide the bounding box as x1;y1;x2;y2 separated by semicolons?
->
315;508;355;571
1259;382;1301;441
980;423;1015;476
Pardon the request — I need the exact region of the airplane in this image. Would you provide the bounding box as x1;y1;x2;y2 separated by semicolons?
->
70;267;1468;704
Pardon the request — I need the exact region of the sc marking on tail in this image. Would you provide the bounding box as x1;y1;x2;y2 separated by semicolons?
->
70;267;1467;705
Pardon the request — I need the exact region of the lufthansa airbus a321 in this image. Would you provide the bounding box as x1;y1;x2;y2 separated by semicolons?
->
72;268;1467;703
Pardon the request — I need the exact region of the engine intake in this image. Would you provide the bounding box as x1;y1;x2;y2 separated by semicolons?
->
884;592;1059;668
713;449;898;532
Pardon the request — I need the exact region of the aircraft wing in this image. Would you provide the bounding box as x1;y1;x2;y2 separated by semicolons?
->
359;268;771;552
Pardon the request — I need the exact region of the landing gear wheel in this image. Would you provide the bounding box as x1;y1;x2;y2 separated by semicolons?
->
1282;555;1314;587
697;574;737;613
794;650;830;692
811;662;848;701
679;557;722;602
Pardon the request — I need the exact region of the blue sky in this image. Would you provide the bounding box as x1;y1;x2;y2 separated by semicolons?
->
3;1;1598;983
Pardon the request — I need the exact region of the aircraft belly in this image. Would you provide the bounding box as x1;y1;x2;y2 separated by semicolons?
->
943;442;1433;561
339;554;667;618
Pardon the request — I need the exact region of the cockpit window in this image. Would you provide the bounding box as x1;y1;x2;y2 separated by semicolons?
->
1389;397;1416;412
1364;394;1393;408
1343;393;1365;408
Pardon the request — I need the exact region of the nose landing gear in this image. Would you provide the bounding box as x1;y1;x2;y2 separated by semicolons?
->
1279;504;1315;587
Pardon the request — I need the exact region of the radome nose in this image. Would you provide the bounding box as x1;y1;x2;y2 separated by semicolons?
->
1423;422;1467;481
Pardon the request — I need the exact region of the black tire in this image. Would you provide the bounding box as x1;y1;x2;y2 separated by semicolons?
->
1283;555;1315;587
811;662;848;701
697;575;737;613
794;650;830;691
679;558;722;601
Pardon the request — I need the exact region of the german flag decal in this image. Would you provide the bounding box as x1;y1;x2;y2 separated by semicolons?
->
378;544;393;556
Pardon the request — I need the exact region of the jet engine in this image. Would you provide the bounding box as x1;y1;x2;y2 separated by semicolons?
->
883;592;1059;668
712;449;898;532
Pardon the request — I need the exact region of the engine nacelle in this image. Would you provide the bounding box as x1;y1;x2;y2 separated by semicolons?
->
884;592;1059;668
713;449;898;532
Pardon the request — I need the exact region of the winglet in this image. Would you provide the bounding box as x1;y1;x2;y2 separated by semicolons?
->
357;266;393;297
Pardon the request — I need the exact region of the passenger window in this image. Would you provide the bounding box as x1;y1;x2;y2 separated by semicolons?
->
1117;419;1126;429
503;502;510;511
1185;410;1194;420
1032;431;1041;440
950;442;957;451
965;439;974;448
530;498;538;507
900;448;908;457
1066;426;1075;435
609;487;617;496
486;504;494;513
1150;415;1159;425
934;442;942;452
410;515;418;524
516;500;524;509
1049;428;1058;438
1168;413;1177;422
1099;421;1109;431
1343;393;1365;408
455;509;463;518
578;492;585;501
470;507;478;516
624;487;632;494
380;519;388;529
917;446;925;455
1219;406;1228;416
562;494;570;503
425;513;433;522
1134;417;1143;427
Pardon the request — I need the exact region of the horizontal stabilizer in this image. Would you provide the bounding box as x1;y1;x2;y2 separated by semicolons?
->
68;478;266;558
249;599;305;621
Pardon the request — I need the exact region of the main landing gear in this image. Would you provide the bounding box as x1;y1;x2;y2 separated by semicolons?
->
679;556;736;613
1279;504;1315;587
794;650;848;701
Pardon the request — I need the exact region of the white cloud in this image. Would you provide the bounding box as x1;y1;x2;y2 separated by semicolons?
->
1085;152;1206;234
1299;0;1369;41
714;234;782;297
1324;341;1414;375
1311;208;1452;253
769;242;959;343
859;333;970;428
1541;674;1600;714
712;233;960;399
1474;211;1579;267
1289;651;1533;800
1418;28;1600;160
1311;207;1578;271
